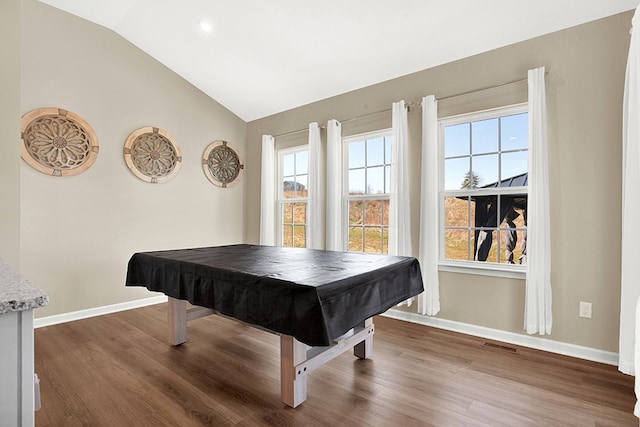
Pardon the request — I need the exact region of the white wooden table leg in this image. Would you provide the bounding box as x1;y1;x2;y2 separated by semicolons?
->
280;335;308;408
168;297;187;346
353;317;373;359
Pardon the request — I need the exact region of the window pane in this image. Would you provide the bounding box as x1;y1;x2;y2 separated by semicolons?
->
385;165;390;193
293;225;306;248
364;199;383;226
295;151;308;175
444;157;470;190
382;227;389;254
518;229;527;265
385;137;392;164
363;226;383;254
501;113;528;151
282;225;293;247
292;202;306;224
296;175;308;197
382;199;389;226
501;151;528;184
349;169;365;194
472;154;498;187
348;200;363;225
444;196;471;227
502;205;526;229
283;202;293;223
282;153;294;177
282;177;307;199
474;229;497;262
472;118;498;155
473;197;498;228
367;137;385;166
367;166;385;194
348;226;363;252
444;123;470;158
349;141;365;169
282;176;295;199
444;229;470;261
500;205;527;264
498;229;526;264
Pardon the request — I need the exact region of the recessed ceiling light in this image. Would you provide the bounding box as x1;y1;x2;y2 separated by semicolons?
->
198;19;213;32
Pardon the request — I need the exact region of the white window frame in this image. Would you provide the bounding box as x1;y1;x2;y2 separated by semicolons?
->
277;145;309;248
438;104;528;279
342;129;392;253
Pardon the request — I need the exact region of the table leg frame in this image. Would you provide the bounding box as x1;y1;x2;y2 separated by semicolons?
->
167;297;375;408
168;297;187;346
168;297;216;346
280;318;374;408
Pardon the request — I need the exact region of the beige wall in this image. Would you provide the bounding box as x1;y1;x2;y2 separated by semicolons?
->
0;0;21;269
246;11;632;353
21;0;247;318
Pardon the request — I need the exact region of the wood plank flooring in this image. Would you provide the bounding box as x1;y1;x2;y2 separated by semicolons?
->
34;303;637;426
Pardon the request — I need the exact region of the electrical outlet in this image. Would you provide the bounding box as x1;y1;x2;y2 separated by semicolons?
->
579;301;592;318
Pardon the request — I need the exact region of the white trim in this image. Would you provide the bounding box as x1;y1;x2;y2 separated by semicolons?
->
31;296;617;366
383;309;619;366
33;295;168;328
439;261;526;279
439;102;528;126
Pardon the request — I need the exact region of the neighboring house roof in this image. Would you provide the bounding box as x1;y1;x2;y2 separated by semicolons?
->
481;172;528;189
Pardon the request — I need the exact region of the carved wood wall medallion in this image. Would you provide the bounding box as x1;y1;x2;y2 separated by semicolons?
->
202;140;243;188
20;108;99;177
123;127;182;184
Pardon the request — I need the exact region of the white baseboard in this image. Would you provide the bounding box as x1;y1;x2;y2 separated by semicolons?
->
384;309;619;366
33;295;168;329
32;298;619;366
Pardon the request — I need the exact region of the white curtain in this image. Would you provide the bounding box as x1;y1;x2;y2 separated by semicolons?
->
260;135;275;246
390;101;413;306
418;95;440;316
524;67;552;335
621;4;640;378
326;119;343;251
389;100;412;257
307;122;324;249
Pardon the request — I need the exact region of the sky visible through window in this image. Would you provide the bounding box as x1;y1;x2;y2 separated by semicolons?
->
444;113;528;190
282;150;308;191
348;136;392;194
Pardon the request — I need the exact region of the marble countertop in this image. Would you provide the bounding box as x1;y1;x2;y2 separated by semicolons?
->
0;259;48;315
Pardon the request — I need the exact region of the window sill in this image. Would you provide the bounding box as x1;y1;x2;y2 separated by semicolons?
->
438;261;526;280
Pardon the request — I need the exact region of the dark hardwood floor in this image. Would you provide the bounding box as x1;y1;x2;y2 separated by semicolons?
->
34;303;637;426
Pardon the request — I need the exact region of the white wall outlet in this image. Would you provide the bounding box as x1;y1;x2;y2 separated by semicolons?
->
579;301;592;318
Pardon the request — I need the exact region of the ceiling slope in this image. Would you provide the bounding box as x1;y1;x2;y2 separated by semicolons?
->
40;0;638;121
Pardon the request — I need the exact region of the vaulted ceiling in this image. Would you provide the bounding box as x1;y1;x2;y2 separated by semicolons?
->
40;0;637;121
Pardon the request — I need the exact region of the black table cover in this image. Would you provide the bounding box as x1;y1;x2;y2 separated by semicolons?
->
125;244;424;346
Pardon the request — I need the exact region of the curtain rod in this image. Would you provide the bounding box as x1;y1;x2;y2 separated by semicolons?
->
438;75;527;102
273;127;311;139
433;71;548;103
272;107;392;138
272;72;547;138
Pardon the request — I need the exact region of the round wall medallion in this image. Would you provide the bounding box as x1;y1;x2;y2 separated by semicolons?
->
202;140;244;188
21;108;99;177
123;127;182;183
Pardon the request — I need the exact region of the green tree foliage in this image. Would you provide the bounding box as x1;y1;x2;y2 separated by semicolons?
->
461;170;481;189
